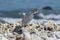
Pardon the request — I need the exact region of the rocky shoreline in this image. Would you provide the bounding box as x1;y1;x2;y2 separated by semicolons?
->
0;20;60;40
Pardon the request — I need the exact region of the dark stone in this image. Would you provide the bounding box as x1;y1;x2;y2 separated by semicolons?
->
36;25;40;28
55;35;60;39
44;27;47;30
30;31;35;34
44;27;53;31
42;6;53;10
47;27;53;31
13;26;23;34
29;24;32;26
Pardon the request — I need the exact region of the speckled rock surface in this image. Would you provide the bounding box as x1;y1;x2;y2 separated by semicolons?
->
0;20;60;40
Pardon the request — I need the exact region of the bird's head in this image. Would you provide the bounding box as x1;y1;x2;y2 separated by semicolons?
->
32;8;40;15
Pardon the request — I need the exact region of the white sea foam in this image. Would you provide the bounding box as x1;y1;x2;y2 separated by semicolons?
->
0;14;60;24
38;13;60;19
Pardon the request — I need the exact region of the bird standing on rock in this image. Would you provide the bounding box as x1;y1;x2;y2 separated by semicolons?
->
13;8;39;35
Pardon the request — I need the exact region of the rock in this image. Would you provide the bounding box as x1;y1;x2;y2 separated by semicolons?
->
0;23;4;34
42;6;53;10
31;34;43;40
16;34;23;40
22;29;31;40
13;26;23;34
56;26;60;31
7;33;16;40
54;31;60;39
44;20;58;31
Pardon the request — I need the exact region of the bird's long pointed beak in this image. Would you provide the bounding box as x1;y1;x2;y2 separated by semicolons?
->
33;11;39;15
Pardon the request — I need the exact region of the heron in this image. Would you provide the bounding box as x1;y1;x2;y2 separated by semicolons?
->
13;8;39;34
22;8;39;27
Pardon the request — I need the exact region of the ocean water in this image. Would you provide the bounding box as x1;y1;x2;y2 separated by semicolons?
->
0;0;60;24
0;13;60;24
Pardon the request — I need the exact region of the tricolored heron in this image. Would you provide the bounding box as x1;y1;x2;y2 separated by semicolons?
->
22;8;39;27
13;8;39;34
